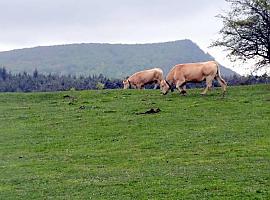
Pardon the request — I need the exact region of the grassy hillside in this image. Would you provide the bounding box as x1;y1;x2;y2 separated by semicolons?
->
0;85;269;199
0;40;237;78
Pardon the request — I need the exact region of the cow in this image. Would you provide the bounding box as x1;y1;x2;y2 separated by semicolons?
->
123;68;164;89
160;61;227;96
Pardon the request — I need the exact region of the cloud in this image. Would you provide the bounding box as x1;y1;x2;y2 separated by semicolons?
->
0;0;240;73
0;0;226;44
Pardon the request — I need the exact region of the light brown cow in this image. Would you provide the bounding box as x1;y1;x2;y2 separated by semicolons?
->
123;68;164;89
160;61;227;95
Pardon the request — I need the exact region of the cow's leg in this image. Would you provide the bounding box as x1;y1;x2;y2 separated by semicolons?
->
181;84;187;95
135;84;141;89
140;84;146;89
139;85;144;89
216;76;227;96
176;80;186;95
154;80;160;89
201;75;214;95
153;81;158;89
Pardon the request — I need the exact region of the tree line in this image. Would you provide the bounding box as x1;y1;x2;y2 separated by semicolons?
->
0;68;122;92
0;67;269;92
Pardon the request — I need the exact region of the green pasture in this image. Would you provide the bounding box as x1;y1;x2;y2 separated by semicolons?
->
0;85;269;199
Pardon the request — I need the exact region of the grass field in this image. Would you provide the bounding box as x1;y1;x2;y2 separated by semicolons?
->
0;85;270;199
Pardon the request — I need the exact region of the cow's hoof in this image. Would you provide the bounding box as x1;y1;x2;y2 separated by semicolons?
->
181;91;187;96
200;93;206;96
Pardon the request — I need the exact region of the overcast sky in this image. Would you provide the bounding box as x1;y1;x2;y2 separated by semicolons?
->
0;0;251;74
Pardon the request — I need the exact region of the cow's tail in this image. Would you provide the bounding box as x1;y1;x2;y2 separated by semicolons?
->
215;61;227;96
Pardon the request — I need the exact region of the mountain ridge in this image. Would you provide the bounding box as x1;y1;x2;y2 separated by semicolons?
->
0;39;237;78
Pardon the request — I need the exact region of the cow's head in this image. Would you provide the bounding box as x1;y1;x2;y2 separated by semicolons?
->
123;79;130;89
160;80;170;95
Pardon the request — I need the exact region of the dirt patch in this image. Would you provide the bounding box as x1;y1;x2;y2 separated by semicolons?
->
136;108;161;115
64;95;77;105
79;105;86;109
63;95;75;99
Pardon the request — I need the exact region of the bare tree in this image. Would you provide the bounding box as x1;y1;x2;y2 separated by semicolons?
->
211;0;270;69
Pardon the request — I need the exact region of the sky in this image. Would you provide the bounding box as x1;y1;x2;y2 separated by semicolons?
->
0;0;256;75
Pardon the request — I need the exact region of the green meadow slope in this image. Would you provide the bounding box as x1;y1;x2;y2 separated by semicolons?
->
0;85;269;199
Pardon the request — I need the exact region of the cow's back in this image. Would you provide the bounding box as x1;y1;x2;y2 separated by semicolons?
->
167;61;218;82
129;68;163;84
201;61;218;75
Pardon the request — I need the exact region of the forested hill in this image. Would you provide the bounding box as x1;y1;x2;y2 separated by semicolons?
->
0;40;237;78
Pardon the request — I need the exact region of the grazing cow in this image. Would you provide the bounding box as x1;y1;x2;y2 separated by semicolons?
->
160;61;227;95
123;68;164;89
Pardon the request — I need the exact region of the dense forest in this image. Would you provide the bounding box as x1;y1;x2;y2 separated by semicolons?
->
0;68;268;92
0;40;237;78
